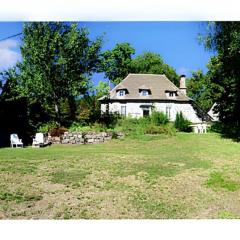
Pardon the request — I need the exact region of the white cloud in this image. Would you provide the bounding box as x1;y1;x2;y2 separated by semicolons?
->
0;39;21;71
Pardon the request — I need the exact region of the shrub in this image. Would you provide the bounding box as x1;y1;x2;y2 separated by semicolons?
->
68;122;91;132
115;117;150;136
38;121;58;133
150;111;169;125
174;112;192;132
144;124;176;136
49;127;67;137
98;112;119;128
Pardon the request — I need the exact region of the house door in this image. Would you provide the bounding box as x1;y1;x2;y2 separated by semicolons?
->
143;109;150;117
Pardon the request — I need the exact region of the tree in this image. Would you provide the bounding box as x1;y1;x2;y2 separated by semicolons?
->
202;22;240;127
19;22;103;124
0;67;30;146
100;43;135;85
95;80;109;98
187;69;215;112
131;52;179;85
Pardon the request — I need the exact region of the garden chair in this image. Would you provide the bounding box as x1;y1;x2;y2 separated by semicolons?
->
32;133;49;147
10;134;23;148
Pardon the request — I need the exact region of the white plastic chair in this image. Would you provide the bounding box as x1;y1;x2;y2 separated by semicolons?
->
32;133;48;147
10;134;23;148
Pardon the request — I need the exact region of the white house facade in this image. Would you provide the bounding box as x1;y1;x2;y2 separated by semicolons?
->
99;74;212;127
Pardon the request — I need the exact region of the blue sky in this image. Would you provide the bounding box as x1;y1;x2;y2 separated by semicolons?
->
0;22;213;85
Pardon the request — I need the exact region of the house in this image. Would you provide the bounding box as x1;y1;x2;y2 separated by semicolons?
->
99;74;212;131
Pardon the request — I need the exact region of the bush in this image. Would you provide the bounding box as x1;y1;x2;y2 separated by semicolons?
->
144;123;176;136
49;127;67;137
115;117;150;136
150;111;169;125
68;122;91;132
174;112;192;132
38;121;59;133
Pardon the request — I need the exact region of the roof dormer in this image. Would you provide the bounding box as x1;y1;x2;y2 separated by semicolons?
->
139;85;151;97
116;88;129;97
165;90;178;99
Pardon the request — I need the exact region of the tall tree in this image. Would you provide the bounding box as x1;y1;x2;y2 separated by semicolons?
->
19;22;103;124
100;43;135;85
187;69;216;112
0;67;30;146
202;22;240;128
131;52;179;85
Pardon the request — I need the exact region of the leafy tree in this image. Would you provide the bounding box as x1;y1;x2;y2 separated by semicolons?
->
0;68;30;146
19;22;103;124
202;22;240;128
0;67;20;101
75;96;101;125
131;52;179;85
95;80;109;98
100;43;135;85
187;69;216;112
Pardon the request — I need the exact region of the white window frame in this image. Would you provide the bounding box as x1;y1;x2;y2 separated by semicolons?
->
166;106;171;118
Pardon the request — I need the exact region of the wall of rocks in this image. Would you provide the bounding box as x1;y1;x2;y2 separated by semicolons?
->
48;131;124;145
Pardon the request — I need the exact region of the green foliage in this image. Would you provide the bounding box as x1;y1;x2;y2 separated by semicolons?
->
38;121;58;133
131;52;179;85
68;122;92;132
174;112;192;132
144;124;176;136
75;96;101;125
150;111;169;125
201;22;240;136
94;80;109;98
187;70;215;112
207;172;240;191
100;48;179;86
0;67;21;101
115;114;174;137
100;43;135;85
19;22;103;123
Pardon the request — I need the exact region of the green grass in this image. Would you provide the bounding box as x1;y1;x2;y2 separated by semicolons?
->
0;133;240;219
207;172;240;191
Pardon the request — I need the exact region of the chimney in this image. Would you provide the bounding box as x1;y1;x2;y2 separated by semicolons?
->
179;75;187;95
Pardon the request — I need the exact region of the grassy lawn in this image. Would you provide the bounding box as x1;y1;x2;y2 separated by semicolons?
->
0;133;240;219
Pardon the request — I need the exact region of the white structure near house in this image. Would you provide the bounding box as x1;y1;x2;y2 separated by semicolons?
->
208;103;219;122
99;74;212;132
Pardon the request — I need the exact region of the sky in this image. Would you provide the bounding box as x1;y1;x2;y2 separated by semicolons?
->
0;22;214;85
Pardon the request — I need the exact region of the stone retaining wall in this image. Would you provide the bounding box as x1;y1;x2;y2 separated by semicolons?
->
49;131;124;145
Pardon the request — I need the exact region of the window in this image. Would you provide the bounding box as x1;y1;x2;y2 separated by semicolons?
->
141;90;149;96
169;92;174;97
119;90;125;96
166;106;171;118
143;109;150;117
121;106;126;116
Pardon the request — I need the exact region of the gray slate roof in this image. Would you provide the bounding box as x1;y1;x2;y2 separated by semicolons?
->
101;74;190;101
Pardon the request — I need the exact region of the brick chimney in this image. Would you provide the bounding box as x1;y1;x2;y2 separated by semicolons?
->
179;75;187;95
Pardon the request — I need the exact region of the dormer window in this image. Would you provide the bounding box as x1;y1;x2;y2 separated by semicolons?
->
139;89;151;96
116;88;129;97
141;90;149;96
165;90;177;98
119;90;125;96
